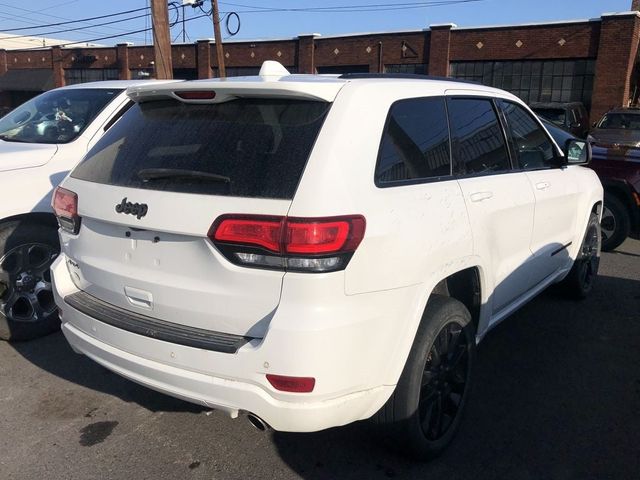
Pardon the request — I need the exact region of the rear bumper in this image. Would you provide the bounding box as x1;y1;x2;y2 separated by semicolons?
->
52;253;417;432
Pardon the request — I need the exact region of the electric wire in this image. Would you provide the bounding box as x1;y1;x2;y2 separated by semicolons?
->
0;12;151;41
16;12;211;51
0;5;150;32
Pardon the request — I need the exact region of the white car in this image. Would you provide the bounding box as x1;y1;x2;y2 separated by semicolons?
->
51;62;603;458
0;80;179;341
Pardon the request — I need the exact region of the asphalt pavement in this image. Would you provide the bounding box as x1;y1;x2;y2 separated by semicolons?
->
1;239;639;480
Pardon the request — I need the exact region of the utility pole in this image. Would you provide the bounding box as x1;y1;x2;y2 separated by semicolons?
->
150;0;173;79
211;0;226;78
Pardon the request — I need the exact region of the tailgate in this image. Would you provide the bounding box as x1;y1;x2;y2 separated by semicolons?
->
62;177;288;338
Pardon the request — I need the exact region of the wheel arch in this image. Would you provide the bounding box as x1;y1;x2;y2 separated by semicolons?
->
603;181;634;217
0;212;58;230
382;259;489;387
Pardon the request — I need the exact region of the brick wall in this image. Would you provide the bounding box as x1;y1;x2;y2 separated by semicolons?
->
450;22;600;61
591;13;640;120
0;11;639;117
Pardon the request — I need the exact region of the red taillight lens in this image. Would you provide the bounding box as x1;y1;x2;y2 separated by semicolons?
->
285;220;349;254
212;217;283;252
52;187;80;234
286;216;365;254
266;374;315;393
175;90;216;100
209;215;366;273
52;187;77;217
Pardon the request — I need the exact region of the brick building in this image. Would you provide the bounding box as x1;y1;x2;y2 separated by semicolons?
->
1;3;640;120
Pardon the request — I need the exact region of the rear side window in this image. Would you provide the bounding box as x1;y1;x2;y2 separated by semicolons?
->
448;98;511;175
500;101;557;170
71;98;331;199
375;97;451;185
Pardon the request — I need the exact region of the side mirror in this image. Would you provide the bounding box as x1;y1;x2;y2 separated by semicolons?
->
564;139;591;165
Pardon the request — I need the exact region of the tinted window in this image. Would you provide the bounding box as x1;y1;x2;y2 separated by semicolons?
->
532;107;566;127
72;98;330;199
0;88;121;144
501;101;556;170
376;97;451;184
539;118;574;146
447;98;510;175
596;113;640;130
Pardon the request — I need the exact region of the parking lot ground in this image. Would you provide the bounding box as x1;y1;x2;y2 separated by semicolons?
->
1;239;639;480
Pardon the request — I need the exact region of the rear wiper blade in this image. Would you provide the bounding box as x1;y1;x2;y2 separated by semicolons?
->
137;168;230;183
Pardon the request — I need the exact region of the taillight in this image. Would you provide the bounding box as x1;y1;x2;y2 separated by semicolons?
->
209;215;365;273
52;187;80;234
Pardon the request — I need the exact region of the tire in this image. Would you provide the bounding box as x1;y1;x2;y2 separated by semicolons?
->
558;212;601;299
0;219;61;341
374;295;475;460
601;195;630;252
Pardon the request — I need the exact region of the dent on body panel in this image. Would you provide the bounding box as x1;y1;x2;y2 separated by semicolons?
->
344;180;473;295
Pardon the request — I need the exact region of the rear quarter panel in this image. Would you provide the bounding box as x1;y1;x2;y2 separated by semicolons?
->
289;81;474;296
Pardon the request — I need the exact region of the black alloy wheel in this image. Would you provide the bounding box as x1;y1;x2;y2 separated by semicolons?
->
0;243;59;324
373;295;475;459
419;321;470;441
576;219;600;293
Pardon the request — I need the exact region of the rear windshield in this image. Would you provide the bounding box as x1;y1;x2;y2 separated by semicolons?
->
596;113;640;130
71;98;331;199
532;108;566;127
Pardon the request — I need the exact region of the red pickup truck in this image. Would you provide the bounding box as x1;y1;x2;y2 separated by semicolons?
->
590;145;640;250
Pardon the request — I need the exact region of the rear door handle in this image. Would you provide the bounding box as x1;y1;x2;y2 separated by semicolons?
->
469;191;493;202
535;181;551;190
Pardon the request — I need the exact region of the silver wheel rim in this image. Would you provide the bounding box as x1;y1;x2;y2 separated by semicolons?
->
601;205;616;242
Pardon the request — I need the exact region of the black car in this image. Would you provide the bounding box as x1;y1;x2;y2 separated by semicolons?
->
531;102;590;139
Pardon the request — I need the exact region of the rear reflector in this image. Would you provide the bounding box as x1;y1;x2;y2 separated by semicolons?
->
266;374;315;393
209;215;366;273
175;90;216;100
52;187;80;234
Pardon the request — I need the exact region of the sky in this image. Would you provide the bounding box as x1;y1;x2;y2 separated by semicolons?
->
0;0;633;47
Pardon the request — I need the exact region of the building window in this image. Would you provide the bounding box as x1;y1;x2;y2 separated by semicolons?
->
173;68;198;80
211;66;297;77
131;68;153;79
316;65;369;74
64;68;120;85
450;59;596;108
385;64;428;75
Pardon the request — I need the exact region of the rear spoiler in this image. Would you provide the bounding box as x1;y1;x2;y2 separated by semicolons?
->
126;77;345;104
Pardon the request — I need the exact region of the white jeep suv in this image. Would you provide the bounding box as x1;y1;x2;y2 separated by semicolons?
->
0;80;178;340
51;62;603;458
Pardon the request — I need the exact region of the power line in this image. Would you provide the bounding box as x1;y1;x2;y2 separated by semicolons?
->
16;12;211;51
219;0;485;13
0;5;150;33
0;12;151;41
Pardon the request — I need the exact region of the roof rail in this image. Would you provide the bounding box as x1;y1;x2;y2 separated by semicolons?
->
338;73;479;85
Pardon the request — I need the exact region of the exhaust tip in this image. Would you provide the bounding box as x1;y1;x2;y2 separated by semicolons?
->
246;413;269;431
